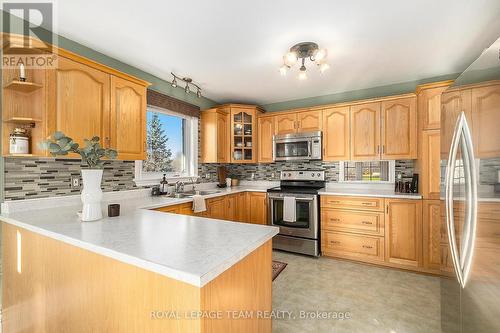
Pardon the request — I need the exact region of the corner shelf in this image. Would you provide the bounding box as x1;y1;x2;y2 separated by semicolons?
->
4;80;43;93
4;117;42;124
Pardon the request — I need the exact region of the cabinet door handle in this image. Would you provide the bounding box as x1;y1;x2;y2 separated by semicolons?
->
361;221;372;225
362;245;373;249
329;200;340;204
377;145;380;154
330;240;340;244
330;218;340;222
386;205;389;214
382;145;385;154
361;202;372;206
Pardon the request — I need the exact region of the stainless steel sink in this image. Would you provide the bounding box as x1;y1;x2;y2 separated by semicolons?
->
168;190;221;198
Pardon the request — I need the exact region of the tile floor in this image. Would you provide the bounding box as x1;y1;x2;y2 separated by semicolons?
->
272;251;441;333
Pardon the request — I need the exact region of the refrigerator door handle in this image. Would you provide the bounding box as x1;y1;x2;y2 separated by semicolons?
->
445;112;466;287
459;113;478;288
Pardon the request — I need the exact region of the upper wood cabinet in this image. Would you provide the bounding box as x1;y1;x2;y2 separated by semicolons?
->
385;199;422;268
470;83;500;158
275;110;322;135
417;82;452;130
257;116;275;163
48;56;110;148
230;106;262;163
110;76;147;160
322;106;350;161
275;113;296;135
297;110;322;132
419;130;441;199
200;108;230;163
350;102;381;160
440;89;467;159
381;96;417;159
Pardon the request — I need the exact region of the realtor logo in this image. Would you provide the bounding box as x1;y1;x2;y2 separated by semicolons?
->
1;1;58;69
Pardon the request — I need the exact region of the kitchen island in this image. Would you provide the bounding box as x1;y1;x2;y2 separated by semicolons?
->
0;188;278;332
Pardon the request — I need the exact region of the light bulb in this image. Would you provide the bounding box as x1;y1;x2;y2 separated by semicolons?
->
283;52;298;67
185;84;190;94
171;77;177;88
314;48;328;63
279;65;288;76
319;63;330;73
298;71;307;80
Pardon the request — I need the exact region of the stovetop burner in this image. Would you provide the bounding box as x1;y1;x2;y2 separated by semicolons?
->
267;170;326;195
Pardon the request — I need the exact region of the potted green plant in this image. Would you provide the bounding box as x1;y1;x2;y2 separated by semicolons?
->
41;132;118;221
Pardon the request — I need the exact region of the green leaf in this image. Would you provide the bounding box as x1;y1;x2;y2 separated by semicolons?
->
53;131;65;140
48;143;61;153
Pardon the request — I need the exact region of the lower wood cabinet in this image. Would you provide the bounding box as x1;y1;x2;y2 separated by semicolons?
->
248;192;268;225
422;200;442;272
322;231;384;263
321;208;384;236
153;191;267;225
384;199;422;268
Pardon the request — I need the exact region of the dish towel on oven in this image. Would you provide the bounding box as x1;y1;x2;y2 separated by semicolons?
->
192;195;207;213
283;196;296;222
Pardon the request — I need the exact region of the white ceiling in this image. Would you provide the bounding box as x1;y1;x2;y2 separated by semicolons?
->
50;0;500;105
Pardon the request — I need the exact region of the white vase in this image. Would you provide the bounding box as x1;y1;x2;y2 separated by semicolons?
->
81;169;103;222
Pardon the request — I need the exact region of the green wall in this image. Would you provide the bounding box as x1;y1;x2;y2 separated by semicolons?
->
261;73;459;112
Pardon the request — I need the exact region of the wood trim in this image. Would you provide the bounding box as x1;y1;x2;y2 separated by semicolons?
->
2;33;150;87
147;89;200;118
415;80;455;94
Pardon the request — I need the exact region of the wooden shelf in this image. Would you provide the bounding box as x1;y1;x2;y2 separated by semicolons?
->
4;153;34;157
4;81;43;93
4;117;42;124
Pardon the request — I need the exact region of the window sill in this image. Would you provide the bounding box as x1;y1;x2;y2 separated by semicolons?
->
134;176;198;187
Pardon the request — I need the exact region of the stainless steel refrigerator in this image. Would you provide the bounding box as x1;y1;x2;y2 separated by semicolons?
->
441;36;500;333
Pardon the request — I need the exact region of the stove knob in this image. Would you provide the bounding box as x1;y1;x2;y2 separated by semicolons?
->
311;173;315;177
317;173;321;177
287;173;291;177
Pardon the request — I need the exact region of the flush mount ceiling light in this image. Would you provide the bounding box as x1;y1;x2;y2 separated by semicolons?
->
279;42;329;80
170;72;202;98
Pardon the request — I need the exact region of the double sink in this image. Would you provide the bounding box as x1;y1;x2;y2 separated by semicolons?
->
169;190;221;199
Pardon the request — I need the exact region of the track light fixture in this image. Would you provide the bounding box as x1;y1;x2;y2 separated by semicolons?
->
170;72;202;98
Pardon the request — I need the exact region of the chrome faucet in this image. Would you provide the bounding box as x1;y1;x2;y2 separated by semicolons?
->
174;181;185;193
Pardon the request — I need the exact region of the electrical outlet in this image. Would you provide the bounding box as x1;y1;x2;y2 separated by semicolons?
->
71;177;80;188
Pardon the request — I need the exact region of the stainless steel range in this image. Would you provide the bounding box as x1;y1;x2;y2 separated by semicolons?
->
267;170;325;256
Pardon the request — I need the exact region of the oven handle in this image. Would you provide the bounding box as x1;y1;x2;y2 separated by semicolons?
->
268;195;315;202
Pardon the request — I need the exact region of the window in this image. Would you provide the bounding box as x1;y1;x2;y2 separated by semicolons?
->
134;106;198;185
339;161;394;183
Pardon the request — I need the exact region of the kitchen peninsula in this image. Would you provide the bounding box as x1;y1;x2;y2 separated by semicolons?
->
1;188;279;333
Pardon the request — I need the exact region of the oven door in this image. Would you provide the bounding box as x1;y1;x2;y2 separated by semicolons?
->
273;137;312;161
268;193;318;239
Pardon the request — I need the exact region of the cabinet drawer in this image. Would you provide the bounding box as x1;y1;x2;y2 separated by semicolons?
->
322;231;384;262
321;209;384;236
321;195;384;211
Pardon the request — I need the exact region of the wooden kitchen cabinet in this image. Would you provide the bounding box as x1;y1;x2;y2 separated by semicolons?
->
235;192;249;222
230;105;263;163
110;76;147;160
322;231;385;263
248;192;268;225
322;106;350;161
207;196;226;220
419;130;441;199
350;102;381;160
200;107;230;163
381;96;417;159
385;199;422;269
417;81;452;130
321;208;384;236
257;116;275;163
423;200;441;273
275;113;297;135
297;110;322;132
47;56;111;150
224;194;237;221
471;82;500;158
440;89;468;158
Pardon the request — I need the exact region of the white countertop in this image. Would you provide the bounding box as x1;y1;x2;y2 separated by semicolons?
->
0;185;278;287
318;186;422;199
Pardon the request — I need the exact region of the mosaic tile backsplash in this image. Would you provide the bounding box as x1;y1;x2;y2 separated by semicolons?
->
3;158;139;201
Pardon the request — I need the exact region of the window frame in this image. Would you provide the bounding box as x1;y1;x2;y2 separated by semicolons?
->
338;160;395;183
134;105;198;186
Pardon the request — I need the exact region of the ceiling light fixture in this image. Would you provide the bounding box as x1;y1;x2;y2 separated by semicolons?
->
170;72;202;98
280;42;329;78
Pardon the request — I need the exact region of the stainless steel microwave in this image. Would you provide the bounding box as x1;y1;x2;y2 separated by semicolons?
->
272;131;322;161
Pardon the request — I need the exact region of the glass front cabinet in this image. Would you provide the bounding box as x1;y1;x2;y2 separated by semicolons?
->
230;105;263;163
